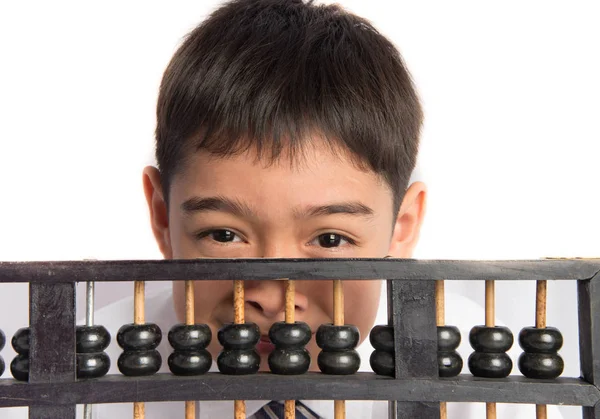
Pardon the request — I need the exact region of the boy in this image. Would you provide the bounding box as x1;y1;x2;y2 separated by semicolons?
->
3;0;565;417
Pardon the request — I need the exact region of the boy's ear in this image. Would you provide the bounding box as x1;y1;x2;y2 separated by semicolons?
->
142;166;173;259
387;181;427;259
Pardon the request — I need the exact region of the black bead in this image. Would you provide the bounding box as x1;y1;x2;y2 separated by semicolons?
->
269;322;312;348
117;323;162;351
12;327;30;355
469;326;514;353
438;351;463;377
468;352;512;378
518;352;564;379
370;350;394;377
0;356;4;377
77;352;111;379
316;324;360;351
369;325;394;352
217;349;260;375
268;348;311;375
168;349;212;376
317;349;361;375
168;324;212;351
217;323;260;350
0;328;5;351
518;327;563;353
76;325;111;353
117;350;162;376
10;354;29;382
438;326;461;351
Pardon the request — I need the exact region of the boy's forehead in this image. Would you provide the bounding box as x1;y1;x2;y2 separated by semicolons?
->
170;144;395;218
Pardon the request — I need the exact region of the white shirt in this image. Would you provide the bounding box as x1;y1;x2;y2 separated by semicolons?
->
2;286;569;418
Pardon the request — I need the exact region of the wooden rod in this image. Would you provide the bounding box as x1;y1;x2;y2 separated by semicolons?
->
435;280;445;327
485;280;495;419
185;280;195;419
436;280;447;419
234;280;245;324
536;404;547;419
536;280;548;419
134;281;145;325
285;279;296;419
536;280;547;329
133;281;145;418
486;401;496;419
333;279;345;419
485;280;495;327
333;280;344;326
234;280;245;418
234;400;245;419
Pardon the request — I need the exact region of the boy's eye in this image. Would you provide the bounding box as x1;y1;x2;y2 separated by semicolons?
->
314;233;354;248
199;229;242;243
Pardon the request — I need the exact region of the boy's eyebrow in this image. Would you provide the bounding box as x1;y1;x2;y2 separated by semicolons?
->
294;202;374;219
180;196;256;218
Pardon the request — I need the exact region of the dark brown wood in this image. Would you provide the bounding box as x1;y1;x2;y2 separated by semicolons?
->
388;279;439;418
28;282;76;419
584;404;600;419
0;259;598;283
579;271;600;419
0;374;597;407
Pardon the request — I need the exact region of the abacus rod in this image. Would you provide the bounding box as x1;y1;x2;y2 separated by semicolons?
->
134;281;145;419
285;279;296;419
86;281;94;327
536;280;548;419
436;280;447;419
333;279;345;419
185;280;195;419
233;280;245;419
536;280;547;329
485;280;496;419
84;281;95;419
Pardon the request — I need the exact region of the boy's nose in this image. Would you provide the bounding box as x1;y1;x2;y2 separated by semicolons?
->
244;280;308;320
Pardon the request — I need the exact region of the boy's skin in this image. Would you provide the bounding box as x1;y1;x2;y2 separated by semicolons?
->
143;139;426;370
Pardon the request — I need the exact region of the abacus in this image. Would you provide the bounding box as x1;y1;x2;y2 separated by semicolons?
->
0;258;599;419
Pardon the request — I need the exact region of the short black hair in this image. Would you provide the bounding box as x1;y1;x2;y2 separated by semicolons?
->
156;0;423;213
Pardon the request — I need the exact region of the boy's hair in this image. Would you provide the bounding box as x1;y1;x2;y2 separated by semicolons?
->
156;0;423;213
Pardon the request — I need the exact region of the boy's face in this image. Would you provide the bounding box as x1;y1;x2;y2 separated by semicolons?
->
144;140;426;370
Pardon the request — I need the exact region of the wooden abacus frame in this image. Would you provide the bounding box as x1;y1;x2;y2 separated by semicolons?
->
0;258;599;419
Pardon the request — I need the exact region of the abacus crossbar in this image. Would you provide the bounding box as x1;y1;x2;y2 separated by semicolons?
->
0;258;599;419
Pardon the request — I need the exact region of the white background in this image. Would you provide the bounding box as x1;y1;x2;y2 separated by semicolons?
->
0;1;598;418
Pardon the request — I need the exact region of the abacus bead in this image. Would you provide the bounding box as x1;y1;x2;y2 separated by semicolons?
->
317;349;361;375
168;324;212;350
468;352;512;378
316;324;360;351
518;327;563;353
217;323;260;349
0;328;5;351
217;349;260;375
438;326;461;351
76;325;111;353
0;356;4;377
269;348;311;375
439;351;463;377
117;323;162;351
77;352;111;379
117;350;162;376
370;350;394;377
269;322;312;348
168;350;212;376
10;354;29;381
12;327;30;355
518;352;564;379
369;325;394;352
469;326;514;353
